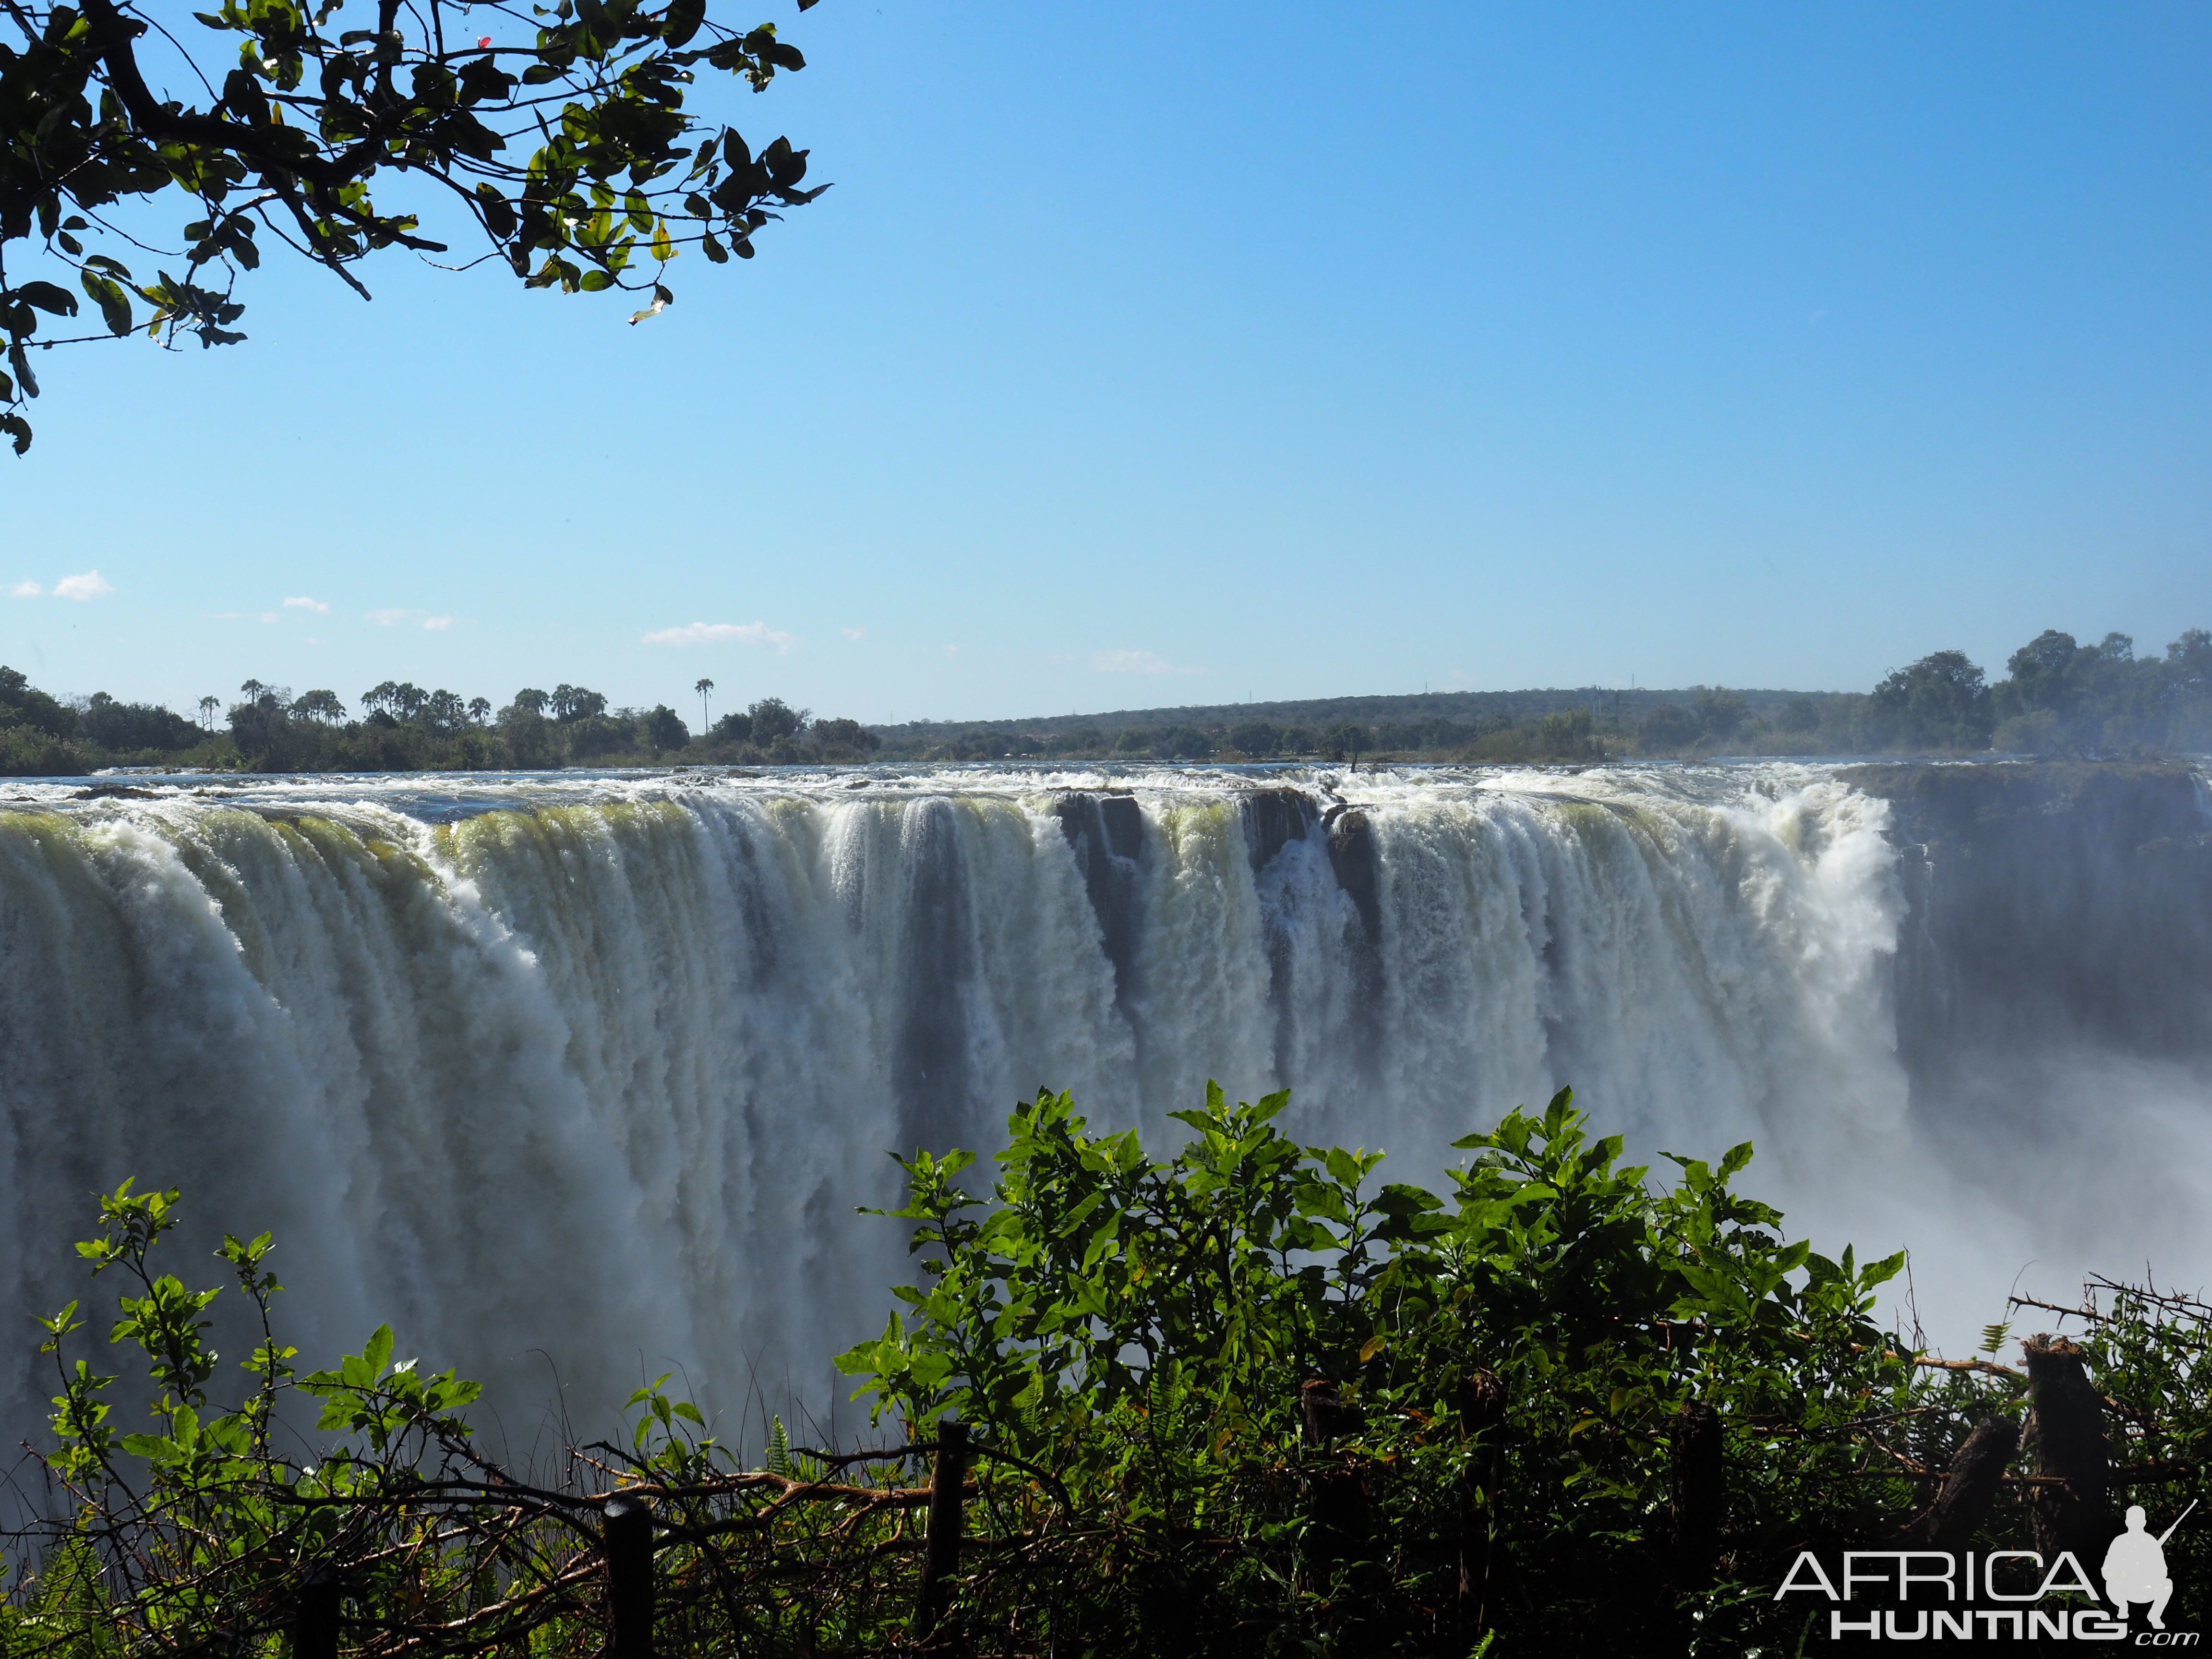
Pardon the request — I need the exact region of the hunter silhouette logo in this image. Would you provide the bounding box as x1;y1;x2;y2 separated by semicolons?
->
2106;1501;2194;1632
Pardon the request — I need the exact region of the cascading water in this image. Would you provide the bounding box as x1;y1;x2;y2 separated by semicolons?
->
1;762;2204;1442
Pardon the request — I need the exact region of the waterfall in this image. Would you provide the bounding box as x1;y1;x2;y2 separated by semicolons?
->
0;763;2200;1441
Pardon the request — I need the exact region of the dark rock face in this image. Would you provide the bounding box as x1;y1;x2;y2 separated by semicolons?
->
1054;785;1393;1082
1321;805;1383;949
1321;805;1386;1075
1240;788;1320;872
1841;761;2212;1231
1051;792;1146;1006
1841;762;2212;1064
893;797;983;1154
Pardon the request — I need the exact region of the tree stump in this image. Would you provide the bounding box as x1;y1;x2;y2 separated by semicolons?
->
1670;1399;1724;1590
1297;1379;1370;1586
293;1565;340;1659
1455;1369;1508;1634
1300;1377;1361;1444
2022;1334;2111;1563
1912;1415;2021;1551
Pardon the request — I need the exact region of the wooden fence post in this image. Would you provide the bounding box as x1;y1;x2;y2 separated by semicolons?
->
915;1418;969;1639
292;1564;339;1659
1455;1369;1507;1638
1670;1399;1724;1591
1294;1376;1372;1614
603;1494;655;1659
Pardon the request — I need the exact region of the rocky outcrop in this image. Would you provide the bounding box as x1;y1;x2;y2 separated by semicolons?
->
1239;787;1319;872
1841;761;2212;1062
1051;792;1146;1005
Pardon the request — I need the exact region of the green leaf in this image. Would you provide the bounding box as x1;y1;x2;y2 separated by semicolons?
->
80;273;132;337
661;0;705;45
1373;1182;1442;1217
475;184;518;240
1860;1250;1907;1289
15;282;78;317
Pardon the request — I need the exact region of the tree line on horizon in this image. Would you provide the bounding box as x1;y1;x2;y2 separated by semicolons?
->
0;669;880;776
0;625;2206;776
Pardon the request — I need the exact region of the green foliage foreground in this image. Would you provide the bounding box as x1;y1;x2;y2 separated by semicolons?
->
5;1088;2207;1656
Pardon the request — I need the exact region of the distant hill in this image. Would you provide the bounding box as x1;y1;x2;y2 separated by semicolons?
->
878;685;1838;741
864;628;2212;763
865;685;1861;764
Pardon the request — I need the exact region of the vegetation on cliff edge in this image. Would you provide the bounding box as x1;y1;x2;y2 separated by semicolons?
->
4;1086;2204;1655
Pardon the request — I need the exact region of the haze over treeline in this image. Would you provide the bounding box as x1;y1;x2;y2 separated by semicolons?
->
2;625;2205;776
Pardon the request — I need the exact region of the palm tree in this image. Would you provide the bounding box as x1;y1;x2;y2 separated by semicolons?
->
695;677;714;734
197;695;218;731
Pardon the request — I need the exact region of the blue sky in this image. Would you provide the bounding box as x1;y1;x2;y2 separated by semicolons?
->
4;1;2209;724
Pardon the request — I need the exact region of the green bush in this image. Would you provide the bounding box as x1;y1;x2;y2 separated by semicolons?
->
835;1085;1917;1654
6;1088;2206;1656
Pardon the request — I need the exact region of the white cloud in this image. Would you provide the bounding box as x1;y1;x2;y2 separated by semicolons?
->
422;615;454;632
366;608;414;626
259;613;279;624
642;620;798;652
946;644;960;656
53;571;114;601
842;626;866;641
9;581;40;598
283;596;330;613
1092;648;1202;675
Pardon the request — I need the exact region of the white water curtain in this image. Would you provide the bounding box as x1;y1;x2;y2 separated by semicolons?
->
0;766;2161;1443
